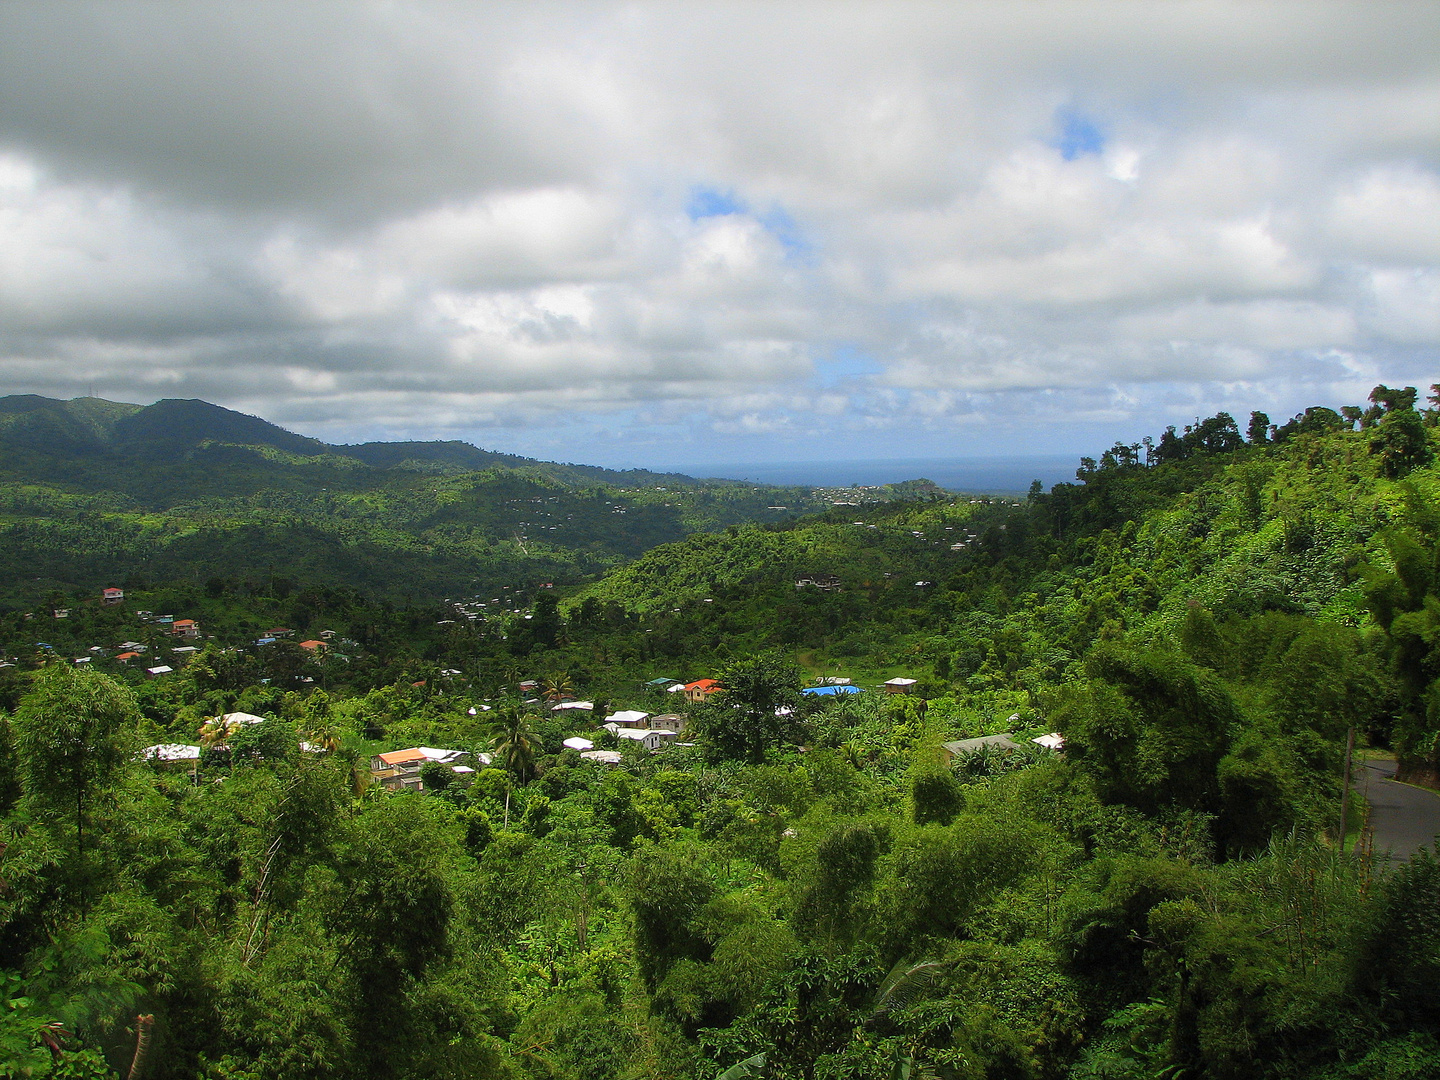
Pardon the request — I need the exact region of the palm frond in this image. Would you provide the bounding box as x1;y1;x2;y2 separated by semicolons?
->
873;957;952;1016
715;1052;766;1079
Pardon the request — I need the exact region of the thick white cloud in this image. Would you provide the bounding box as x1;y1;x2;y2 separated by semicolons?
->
0;1;1436;464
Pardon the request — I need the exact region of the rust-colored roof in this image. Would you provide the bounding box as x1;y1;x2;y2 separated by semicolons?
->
115;651;140;660
376;748;428;766
685;679;720;691
298;640;325;649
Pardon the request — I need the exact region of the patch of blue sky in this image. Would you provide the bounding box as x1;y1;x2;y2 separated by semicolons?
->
686;186;745;219
1054;107;1105;160
757;206;812;259
687;185;813;259
814;345;883;388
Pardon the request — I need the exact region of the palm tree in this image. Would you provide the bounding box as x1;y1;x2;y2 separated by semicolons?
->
301;721;341;754
198;715;234;750
485;705;540;824
487;706;539;780
541;671;574;704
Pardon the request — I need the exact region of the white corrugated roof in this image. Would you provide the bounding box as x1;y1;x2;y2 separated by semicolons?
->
144;743;201;762
220;711;267;726
580;750;624;764
604;710;650;725
417;746;467;764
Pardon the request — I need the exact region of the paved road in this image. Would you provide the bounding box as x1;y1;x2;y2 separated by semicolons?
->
1361;759;1440;865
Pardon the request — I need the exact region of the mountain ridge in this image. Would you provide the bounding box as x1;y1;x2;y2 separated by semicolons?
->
0;395;712;488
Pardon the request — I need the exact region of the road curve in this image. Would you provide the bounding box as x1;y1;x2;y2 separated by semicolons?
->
1361;759;1440;865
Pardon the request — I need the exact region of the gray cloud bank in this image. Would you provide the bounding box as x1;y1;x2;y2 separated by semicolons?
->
1;1;1436;465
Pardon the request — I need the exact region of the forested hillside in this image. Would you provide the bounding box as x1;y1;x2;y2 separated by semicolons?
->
1;388;1438;1080
0;396;823;605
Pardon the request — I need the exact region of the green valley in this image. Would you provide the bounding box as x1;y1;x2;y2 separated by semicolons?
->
1;388;1439;1080
0;395;826;605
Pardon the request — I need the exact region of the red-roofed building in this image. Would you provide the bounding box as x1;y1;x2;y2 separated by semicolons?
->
683;679;722;704
115;651;140;664
298;639;327;652
101;587;124;605
370;746;475;791
171;619;200;639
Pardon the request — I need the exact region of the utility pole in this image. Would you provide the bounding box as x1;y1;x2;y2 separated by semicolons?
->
1338;725;1356;848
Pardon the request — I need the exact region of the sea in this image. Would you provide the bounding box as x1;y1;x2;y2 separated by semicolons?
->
677;455;1080;495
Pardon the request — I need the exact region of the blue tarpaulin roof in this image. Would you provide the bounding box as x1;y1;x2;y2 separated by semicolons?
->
801;685;862;696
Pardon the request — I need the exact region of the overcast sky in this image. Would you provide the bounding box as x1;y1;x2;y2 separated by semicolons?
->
1;2;1437;468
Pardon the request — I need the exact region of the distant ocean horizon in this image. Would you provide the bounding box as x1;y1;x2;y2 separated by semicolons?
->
675;454;1081;494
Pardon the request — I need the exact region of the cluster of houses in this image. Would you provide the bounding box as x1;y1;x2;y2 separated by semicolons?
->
442;585;554;627
58;634;190;678
136;669;1055;794
795;573;843;592
252;627;333;653
25;589;352;675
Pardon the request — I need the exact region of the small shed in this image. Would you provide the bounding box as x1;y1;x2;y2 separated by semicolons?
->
940;733;1021;765
883;677;918;694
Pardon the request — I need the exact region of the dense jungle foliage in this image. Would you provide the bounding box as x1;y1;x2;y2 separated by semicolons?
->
1;387;1439;1079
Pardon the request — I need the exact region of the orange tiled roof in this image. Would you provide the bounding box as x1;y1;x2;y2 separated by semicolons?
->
376;748;428;767
685;679;720;691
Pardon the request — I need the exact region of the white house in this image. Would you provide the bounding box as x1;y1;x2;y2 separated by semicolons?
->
603;710;651;728
613;728;679;752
